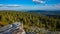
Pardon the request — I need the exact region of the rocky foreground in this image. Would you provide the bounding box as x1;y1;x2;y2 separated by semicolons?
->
0;22;60;34
0;22;26;34
25;26;60;34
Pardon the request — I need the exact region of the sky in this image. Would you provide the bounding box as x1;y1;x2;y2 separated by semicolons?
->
0;0;60;10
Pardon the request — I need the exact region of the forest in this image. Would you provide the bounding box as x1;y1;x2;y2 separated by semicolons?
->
0;10;60;34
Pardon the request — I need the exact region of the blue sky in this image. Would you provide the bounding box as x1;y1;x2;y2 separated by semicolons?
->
0;0;60;10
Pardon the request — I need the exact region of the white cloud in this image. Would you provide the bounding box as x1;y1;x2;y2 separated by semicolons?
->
33;3;60;10
6;4;21;7
0;4;60;10
0;4;21;7
0;4;4;7
0;4;22;10
32;0;45;4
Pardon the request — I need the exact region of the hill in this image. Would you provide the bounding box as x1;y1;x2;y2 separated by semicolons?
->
28;10;60;15
0;10;60;34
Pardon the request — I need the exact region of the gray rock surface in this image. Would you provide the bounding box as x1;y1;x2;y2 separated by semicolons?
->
0;22;26;34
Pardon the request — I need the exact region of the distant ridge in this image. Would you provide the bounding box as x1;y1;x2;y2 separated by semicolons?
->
28;10;60;15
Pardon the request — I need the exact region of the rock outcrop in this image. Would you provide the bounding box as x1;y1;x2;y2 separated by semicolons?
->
0;22;26;34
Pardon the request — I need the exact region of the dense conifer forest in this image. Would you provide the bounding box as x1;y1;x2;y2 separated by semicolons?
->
0;10;60;34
